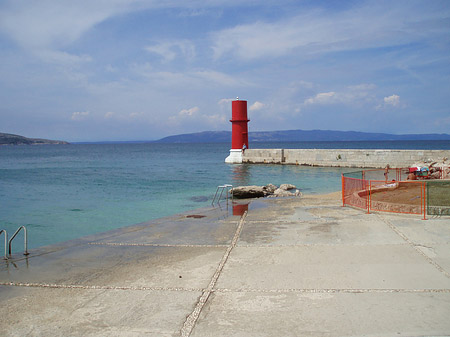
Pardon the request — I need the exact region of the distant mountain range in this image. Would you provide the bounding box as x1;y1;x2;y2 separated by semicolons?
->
156;129;450;143
0;132;69;145
3;130;450;145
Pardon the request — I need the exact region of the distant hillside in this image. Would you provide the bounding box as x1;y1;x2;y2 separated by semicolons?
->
156;131;231;143
0;132;69;145
156;129;450;143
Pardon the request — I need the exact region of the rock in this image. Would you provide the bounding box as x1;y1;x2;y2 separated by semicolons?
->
272;188;298;197
263;184;277;195
231;184;302;199
231;185;266;199
430;171;441;179
279;184;296;190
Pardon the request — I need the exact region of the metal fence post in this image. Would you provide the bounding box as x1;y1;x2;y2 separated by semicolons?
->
423;182;427;220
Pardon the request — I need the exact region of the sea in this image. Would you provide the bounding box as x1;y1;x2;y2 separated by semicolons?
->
1;140;449;252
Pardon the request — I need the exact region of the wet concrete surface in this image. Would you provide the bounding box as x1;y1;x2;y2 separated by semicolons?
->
1;194;450;336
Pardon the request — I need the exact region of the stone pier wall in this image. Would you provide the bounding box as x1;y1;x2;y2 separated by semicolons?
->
242;149;450;168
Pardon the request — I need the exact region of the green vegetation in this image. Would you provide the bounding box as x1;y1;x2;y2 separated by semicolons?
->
427;181;450;215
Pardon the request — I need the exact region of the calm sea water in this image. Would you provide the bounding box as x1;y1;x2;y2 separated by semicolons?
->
1;140;449;251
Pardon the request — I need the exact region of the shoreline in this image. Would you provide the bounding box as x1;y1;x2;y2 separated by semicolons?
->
4;203;237;261
1;188;449;335
6;191;342;259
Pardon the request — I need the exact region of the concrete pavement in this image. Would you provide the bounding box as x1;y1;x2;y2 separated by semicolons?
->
1;193;449;336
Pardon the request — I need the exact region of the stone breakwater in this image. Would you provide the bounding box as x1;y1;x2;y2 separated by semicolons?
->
242;149;450;169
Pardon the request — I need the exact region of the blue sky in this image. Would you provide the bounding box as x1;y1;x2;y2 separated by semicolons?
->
0;0;449;142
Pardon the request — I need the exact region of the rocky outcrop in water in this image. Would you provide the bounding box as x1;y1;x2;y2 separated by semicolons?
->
231;184;301;199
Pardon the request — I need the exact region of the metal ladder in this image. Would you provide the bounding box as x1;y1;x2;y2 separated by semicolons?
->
0;229;7;259
212;184;233;205
0;226;29;259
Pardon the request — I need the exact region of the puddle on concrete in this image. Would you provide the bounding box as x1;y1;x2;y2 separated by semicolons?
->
309;221;340;233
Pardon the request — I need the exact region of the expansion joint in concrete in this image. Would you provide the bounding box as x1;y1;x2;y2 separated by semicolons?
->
377;214;450;279
212;288;450;294
180;211;248;337
236;243;411;247
0;281;203;292
88;242;229;248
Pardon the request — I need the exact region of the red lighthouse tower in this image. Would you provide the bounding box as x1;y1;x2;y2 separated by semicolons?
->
225;98;249;163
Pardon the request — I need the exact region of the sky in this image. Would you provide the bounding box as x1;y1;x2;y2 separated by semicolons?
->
0;0;449;142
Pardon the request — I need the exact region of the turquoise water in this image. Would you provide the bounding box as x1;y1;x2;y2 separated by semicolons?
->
1;141;448;251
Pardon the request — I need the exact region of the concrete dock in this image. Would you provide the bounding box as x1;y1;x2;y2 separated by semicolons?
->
1;193;450;336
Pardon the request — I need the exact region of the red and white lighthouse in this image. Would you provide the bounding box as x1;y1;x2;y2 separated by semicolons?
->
225;98;250;163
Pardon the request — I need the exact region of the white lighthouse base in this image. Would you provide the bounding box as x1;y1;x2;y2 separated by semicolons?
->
225;149;243;164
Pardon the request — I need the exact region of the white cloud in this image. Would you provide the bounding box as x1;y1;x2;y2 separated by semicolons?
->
348;83;377;91
249;101;264;111
1;1;448;140
376;94;402;110
104;111;115;119
145;40;195;62
103;111;146;121
37;50;92;65
179;106;199;116
132;66;248;88
0;0;147;67
0;1;147;51
211;3;449;61
434;116;450;128
383;94;400;107
304;92;336;105
218;98;234;105
303;84;377;108
204;113;227;126
130;112;144;118
167;104;228;130
71;111;89;121
212;20;294;60
193;70;250;87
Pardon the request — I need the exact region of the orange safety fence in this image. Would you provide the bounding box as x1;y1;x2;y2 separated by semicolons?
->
342;176;368;210
342;169;427;219
361;167;406;182
369;180;424;216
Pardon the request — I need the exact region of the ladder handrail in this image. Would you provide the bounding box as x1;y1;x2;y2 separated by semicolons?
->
212;186;221;205
224;184;233;203
8;226;29;256
212;184;233;205
0;229;7;259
